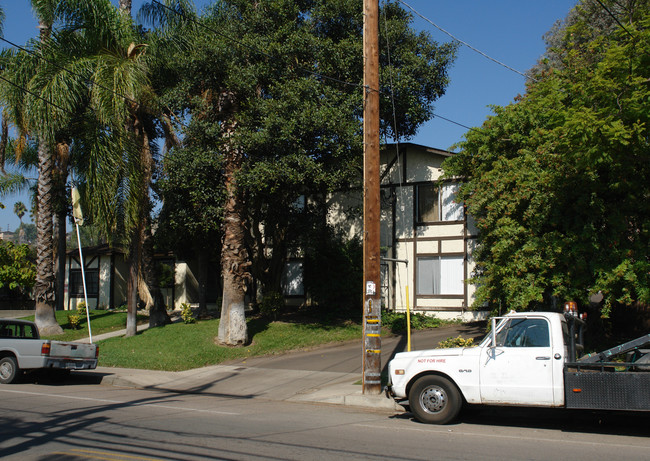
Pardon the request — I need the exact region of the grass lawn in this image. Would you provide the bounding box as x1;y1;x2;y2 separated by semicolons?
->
97;316;363;371
21;310;462;372
23;310;148;342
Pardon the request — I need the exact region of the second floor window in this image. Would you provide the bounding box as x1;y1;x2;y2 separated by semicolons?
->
416;183;464;223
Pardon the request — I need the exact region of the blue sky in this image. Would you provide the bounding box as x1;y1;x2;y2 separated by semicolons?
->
0;0;577;231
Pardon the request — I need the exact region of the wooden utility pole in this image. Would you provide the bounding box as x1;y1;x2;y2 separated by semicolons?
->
362;0;381;395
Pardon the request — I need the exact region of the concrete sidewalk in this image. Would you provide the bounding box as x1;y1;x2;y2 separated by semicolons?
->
94;364;400;411
85;323;485;413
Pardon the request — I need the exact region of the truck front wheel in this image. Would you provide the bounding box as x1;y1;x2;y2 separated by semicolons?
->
409;375;461;424
0;356;19;384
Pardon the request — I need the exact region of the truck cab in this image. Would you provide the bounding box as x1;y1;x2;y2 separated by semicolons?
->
386;311;650;424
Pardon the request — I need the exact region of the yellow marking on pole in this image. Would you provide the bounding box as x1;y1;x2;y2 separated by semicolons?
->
366;349;381;354
367;333;380;337
406;284;411;352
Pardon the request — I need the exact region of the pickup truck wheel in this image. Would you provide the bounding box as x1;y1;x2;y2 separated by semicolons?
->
409;375;461;424
0;356;19;384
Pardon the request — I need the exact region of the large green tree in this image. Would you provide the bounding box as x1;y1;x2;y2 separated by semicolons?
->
444;0;650;314
0;240;36;299
156;146;225;318
163;0;456;345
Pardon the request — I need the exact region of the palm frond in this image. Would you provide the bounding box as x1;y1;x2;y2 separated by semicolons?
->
0;171;31;197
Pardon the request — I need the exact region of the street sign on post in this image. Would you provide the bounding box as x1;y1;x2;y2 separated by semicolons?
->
362;0;381;394
71;187;93;344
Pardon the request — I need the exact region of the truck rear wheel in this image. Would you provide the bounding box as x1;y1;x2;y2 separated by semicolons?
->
0;356;19;384
409;375;461;424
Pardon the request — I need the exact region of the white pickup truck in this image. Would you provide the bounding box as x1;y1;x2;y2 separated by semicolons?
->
386;311;650;424
0;318;98;384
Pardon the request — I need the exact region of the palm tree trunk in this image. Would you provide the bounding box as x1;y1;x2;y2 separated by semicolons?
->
34;140;62;335
33;10;61;336
217;91;250;346
126;236;140;337
0;116;7;173
126;111;157;336
54;141;70;312
54;210;66;311
143;220;171;328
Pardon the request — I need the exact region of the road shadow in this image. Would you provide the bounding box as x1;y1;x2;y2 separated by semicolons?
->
391;405;650;438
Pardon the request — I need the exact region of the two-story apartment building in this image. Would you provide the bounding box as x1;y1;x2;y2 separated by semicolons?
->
327;142;486;321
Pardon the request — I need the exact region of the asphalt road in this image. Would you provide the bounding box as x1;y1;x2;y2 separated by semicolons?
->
1;380;649;461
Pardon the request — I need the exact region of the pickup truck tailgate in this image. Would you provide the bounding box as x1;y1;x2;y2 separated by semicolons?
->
49;341;96;359
45;341;98;370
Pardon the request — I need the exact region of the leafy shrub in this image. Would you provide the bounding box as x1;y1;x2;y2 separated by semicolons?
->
76;301;87;316
67;314;82;330
180;303;195;324
382;311;444;333
259;292;284;320
437;335;474;348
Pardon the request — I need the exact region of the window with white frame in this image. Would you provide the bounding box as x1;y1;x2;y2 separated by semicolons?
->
416;183;464;223
416;255;464;295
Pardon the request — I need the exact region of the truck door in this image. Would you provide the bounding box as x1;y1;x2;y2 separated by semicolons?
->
479;317;554;405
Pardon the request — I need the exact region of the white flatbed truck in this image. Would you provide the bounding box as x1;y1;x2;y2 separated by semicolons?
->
386;311;650;424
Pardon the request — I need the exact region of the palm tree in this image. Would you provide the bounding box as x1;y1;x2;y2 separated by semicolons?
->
3;1;95;334
41;0;148;336
0;0;67;335
13;201;27;223
13;201;27;243
54;0;190;334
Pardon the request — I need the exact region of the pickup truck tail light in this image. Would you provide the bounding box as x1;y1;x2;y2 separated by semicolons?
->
41;342;51;356
95;345;99;358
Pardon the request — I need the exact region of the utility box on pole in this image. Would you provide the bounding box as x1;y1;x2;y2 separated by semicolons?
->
362;0;381;395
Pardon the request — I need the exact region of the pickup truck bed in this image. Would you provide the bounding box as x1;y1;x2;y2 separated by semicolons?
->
565;363;650;411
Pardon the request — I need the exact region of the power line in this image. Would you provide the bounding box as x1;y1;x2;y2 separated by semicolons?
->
0;36;140;108
0;2;477;144
397;0;537;83
152;0;480;135
0;74;70;114
0;35;193;136
592;0;650;54
594;0;636;41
